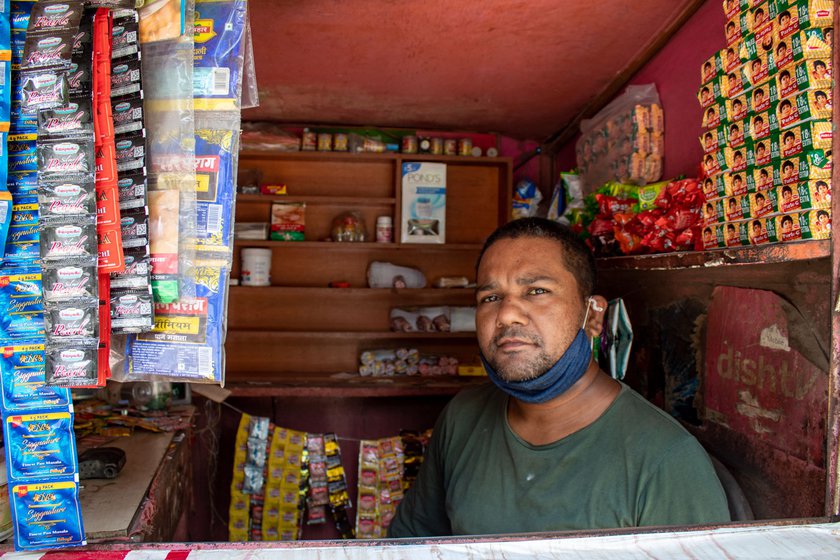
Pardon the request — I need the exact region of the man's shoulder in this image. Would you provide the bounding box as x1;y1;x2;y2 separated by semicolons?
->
609;384;698;446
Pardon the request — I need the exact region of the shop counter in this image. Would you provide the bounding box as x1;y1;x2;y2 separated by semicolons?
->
80;406;194;542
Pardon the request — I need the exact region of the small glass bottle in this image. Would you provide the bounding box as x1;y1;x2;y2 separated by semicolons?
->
376;216;393;243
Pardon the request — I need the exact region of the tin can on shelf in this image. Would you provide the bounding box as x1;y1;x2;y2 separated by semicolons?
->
376;216;393;243
443;139;457;155
430;137;444;155
317;133;333;151
302;128;316;151
333;133;348;152
418;137;432;153
402;135;418;154
458;138;473;156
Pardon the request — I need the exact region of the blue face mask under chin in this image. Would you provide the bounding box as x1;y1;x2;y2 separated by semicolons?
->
480;328;592;404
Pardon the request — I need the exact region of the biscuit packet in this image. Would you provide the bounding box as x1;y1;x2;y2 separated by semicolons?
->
723;68;745;98
725;94;748;122
724;171;749;196
720;43;741;74
702;197;724;226
700;224;725;250
724;14;743;47
747;82;775;113
797;208;832;240
774;0;833;42
742;51;771;89
775;92;831;129
748;189;779;218
778;58;832;100
701;175;727;199
702;150;727;176
772;120;831;159
702;103;723;129
697;76;723;109
701;51;721;83
805;149;831;180
776;212;803;241
724;147;748;173
726;120;747;147
770;29;831;74
774;155;805;186
723;220;751;247
723;194;751;221
747;216;780;244
746;137;775;167
699;126;728;155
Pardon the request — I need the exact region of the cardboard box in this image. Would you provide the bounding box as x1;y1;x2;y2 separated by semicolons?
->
400;162;446;244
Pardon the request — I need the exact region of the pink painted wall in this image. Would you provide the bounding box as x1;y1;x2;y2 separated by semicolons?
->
556;0;726;180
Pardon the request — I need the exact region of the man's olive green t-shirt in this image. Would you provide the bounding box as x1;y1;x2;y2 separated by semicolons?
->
388;383;730;537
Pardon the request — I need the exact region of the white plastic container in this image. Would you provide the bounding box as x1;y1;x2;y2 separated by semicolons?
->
240;248;272;286
376;216;393;243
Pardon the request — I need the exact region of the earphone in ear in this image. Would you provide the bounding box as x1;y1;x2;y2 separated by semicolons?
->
588;297;605;313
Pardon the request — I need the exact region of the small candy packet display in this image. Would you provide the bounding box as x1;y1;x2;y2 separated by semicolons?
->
37;96;94;137
0;268;45;340
44;340;98;386
18;69;67;113
41;264;97;301
37;178;96;221
109;289;153;333
4;203;41;264
36;137;95;177
110;53;141;98
9;478;86;550
0;341;70;412
27;2;83;36
20;30;74;70
114;131;145;172
65;59;90;96
111;93;142;135
110;10;138;59
4;409;78;480
97;222;125;273
119;207;148;249
116;170;147;210
43;298;99;340
110;247;150;289
39;218;98;265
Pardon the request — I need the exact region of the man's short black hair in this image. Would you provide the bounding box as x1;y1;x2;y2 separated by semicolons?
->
477;218;595;299
783;161;795;170
816;90;827;99
781;215;793;226
817;180;828;189
782;185;793;195
784;131;795;141
818;210;829;219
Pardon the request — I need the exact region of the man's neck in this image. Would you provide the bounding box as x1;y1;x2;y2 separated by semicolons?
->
506;362;621;446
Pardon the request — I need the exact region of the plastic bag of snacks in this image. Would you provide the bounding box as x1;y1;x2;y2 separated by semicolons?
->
576;84;664;194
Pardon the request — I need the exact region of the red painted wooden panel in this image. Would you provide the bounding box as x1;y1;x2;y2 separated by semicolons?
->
704;286;827;467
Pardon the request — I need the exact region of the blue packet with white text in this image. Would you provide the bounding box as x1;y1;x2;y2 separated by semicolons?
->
0;266;44;338
4;409;78;481
10;477;86;550
193;0;246;110
0;340;70;411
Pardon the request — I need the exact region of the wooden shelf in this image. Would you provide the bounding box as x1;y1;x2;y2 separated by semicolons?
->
229;286;474;296
227;330;476;339
232;239;484;251
226;372;489;397
239;150;511;165
597;240;830;271
237;194;396;205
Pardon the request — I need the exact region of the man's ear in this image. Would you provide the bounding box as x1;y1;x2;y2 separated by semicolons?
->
585;296;609;338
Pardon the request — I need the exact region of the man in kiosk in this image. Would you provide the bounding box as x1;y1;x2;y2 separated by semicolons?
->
389;218;730;537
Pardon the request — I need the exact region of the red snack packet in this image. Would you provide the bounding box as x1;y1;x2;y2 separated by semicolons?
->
98;274;111;383
596;195;636;218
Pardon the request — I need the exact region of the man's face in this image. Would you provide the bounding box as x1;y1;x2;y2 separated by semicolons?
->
727;49;736;64
756;195;765;207
815;63;827;78
784;134;794;147
476;237;585;383
781;103;792;117
753;223;762;235
728;226;736;240
728;200;736;211
784;164;794;177
703;229;712;243
755;90;765;104
705;134;714;148
701;89;711;103
777;45;787;59
783;190;792;202
735;153;743;165
826;29;833;46
734;176;743;188
819;213;829;225
782;219;792;233
816;93;827;108
780;14;791;27
757;145;766;158
781;74;791;88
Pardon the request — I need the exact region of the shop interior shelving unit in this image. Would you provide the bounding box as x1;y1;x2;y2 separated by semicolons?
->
227;150;512;397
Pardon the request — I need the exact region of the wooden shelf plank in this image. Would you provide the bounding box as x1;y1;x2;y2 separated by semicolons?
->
237;194;396;205
597;240;830;271
226;373;488;397
232;239;484;251
227;330;476;339
229;286;474;296
239;150;512;165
